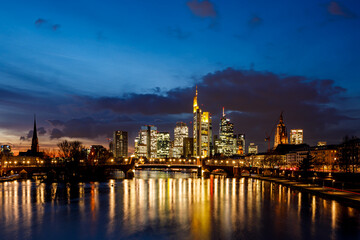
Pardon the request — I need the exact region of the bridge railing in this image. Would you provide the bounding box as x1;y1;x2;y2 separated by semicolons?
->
204;159;241;167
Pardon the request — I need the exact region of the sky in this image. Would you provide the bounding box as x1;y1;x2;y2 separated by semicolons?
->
0;0;359;154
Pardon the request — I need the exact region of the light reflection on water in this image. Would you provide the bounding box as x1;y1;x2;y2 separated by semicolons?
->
0;170;359;240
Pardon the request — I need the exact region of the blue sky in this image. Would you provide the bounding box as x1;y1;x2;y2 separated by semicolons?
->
0;0;359;152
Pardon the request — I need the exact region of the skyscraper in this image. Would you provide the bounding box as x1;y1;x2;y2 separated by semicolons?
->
193;87;201;157
217;107;235;156
183;137;194;158
135;126;158;159
173;122;188;158
274;112;288;148
193;87;212;157
157;132;170;158
113;131;128;158
248;143;258;155
236;134;246;155
201;111;212;157
290;129;303;145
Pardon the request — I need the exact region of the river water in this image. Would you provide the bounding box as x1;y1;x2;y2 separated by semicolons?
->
0;170;359;240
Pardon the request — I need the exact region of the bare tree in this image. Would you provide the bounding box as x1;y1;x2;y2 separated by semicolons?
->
57;140;71;159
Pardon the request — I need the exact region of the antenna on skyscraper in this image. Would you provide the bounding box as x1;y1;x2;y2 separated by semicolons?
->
222;107;225;117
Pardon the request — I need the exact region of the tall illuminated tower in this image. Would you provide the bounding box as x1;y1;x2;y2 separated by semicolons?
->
192;87;212;157
274;112;288;148
193;87;201;157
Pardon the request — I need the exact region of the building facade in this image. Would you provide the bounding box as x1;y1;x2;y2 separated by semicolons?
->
290;129;303;145
216;108;236;156
157;132;170;158
236;134;246;155
183;137;194;158
113;131;128;158
248;143;258;155
173;122;188;158
135;125;158;159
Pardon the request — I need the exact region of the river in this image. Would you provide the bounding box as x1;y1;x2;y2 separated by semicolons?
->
0;170;359;240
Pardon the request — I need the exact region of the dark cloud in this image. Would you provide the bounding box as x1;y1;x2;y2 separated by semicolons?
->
75;68;358;149
49;116;137;140
327;1;357;18
50;128;64;139
1;66;358;151
165;26;191;40
26;130;33;139
35;18;46;26
34;18;61;31
20;136;26;141
187;0;217;18
52;24;61;31
26;127;46;139
38;127;47;135
248;15;263;28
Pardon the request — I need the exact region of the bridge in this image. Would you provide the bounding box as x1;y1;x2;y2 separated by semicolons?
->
0;160;260;179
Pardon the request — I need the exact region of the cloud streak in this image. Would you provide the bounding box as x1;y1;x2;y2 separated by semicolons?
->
187;0;217;18
34;18;61;31
326;1;357;18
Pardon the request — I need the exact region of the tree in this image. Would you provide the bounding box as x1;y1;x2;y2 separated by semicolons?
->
298;152;314;179
57;140;86;163
58;140;71;159
313;152;326;172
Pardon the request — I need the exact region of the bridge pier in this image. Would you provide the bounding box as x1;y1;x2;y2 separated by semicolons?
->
197;168;202;177
125;169;134;179
233;167;241;178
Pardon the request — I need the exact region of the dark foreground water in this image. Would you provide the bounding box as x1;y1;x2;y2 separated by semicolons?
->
0;171;359;240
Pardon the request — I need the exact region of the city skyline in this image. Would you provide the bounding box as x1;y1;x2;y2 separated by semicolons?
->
0;0;359;153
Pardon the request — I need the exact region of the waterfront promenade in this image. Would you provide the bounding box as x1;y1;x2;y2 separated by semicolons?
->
249;175;360;209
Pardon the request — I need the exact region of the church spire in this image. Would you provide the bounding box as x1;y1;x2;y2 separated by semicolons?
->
31;114;39;153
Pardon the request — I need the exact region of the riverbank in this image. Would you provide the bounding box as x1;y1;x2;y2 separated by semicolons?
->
248;175;360;209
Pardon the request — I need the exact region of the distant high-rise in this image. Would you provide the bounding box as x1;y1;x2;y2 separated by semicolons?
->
113;131;128;158
193;87;212;157
173;122;188;158
183;137;194;158
217;107;235;156
290;129;303;145
317;141;327;146
31;115;39;154
236;134;246;155
201;111;212;157
274;112;288;148
157;132;170;158
135;126;157;158
248;143;258;155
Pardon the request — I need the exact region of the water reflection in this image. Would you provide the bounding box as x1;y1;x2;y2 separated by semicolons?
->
0;171;359;240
